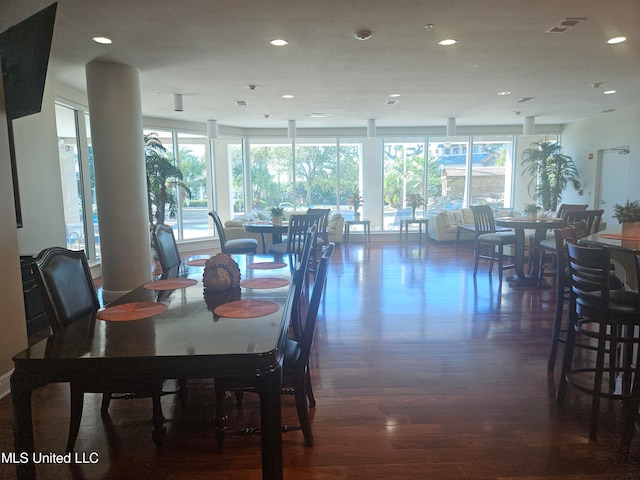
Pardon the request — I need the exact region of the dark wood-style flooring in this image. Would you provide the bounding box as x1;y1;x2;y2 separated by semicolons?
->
2;241;640;479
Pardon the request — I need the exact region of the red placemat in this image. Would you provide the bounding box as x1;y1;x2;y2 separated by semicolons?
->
213;300;280;319
240;277;290;289
187;258;208;266
97;302;168;321
248;261;287;270
143;278;198;290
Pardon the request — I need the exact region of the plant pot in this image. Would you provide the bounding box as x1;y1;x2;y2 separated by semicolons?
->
411;207;417;219
354;212;361;221
621;221;640;238
272;216;282;226
526;211;537;221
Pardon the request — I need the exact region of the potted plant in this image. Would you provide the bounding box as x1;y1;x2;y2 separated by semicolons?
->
613;200;640;238
521;141;581;212
524;203;541;221
406;193;426;219
348;188;363;220
270;206;285;225
144;133;191;225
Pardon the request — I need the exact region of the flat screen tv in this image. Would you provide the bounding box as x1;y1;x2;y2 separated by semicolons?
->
0;2;57;227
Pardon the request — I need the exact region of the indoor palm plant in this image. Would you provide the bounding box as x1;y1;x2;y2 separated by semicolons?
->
521;141;581;212
613;200;640;238
144;133;191;225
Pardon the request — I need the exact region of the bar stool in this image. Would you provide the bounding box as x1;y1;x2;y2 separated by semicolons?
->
557;242;640;442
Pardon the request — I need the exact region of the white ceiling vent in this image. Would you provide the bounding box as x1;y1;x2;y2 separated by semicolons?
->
235;100;248;106
547;17;586;33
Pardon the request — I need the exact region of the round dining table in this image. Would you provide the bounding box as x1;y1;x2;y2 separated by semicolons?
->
243;222;289;253
494;216;564;287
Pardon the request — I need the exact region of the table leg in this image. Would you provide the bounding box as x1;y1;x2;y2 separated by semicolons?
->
11;375;36;480
506;227;549;287
257;366;283;480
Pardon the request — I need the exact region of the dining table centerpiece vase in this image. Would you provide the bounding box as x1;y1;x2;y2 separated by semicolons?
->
348;187;363;221
406;193;426;219
270;206;284;226
613;199;640;238
524;203;541;221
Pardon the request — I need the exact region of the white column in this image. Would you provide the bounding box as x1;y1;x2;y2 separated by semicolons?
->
86;62;152;299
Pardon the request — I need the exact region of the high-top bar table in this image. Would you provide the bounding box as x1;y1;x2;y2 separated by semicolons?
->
494;217;564;287
11;255;293;480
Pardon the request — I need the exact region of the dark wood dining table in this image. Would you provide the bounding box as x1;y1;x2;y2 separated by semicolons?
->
494;216;564;287
243;223;289;253
11;254;294;480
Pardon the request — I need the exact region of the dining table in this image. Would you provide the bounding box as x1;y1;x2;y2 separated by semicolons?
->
494;216;564;287
11;254;294;480
243;222;289;253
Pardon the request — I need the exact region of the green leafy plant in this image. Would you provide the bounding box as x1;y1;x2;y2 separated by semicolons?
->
612;200;640;223
521;141;581;211
406;193;426;209
144;133;191;225
270;206;284;217
524;203;541;213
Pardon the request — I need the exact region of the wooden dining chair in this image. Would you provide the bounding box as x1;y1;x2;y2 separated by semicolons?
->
32;247;166;451
209;210;259;255
215;242;335;449
470;205;516;284
269;213;322;270
557;242;640;442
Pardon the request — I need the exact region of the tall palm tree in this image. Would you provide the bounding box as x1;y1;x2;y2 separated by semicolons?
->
144;133;191;225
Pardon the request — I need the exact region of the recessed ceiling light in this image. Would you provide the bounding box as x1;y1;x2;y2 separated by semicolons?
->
92;36;112;44
607;36;626;44
497;91;511;96
438;39;457;46
282;94;294;99
309;113;332;118
603;90;616;95
389;93;401;98
270;39;288;46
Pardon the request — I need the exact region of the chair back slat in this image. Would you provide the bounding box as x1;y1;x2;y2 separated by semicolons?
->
470;205;496;234
563;209;604;236
152;224;181;273
208;210;228;247
33;247;100;331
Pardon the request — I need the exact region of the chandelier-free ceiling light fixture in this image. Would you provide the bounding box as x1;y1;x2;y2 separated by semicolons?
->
173;94;183;112
355;30;372;41
446;117;456;137
523;116;535;136
207;120;219;139
367;119;376;138
288;120;296;139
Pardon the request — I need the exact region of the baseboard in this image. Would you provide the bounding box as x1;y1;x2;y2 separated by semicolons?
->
0;369;13;399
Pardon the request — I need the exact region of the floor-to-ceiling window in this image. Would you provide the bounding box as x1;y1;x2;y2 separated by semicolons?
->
144;129;211;240
55;102;100;260
248;141;294;212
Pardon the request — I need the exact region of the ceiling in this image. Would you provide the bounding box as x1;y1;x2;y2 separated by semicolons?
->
2;0;639;132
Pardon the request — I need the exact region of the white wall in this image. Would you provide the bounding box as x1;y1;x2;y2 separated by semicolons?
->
14;81;66;254
560;106;640;208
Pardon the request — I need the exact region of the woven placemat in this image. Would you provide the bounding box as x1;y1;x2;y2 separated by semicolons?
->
240;277;290;289
213;300;280;319
97;302;168;321
143;278;198;290
248;261;287;270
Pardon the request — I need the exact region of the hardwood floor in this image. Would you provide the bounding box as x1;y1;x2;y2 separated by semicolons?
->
2;241;640;479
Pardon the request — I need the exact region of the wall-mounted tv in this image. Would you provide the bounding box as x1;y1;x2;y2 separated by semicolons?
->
0;2;57;227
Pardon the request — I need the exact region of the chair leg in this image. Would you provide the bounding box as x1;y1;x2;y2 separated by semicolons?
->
473;242;480;278
497;245;504;284
589;321;608;441
66;384;85;452
293;371;313;447
150;393;166;449
305;368;316;408
100;392;111;416
557;304;578;406
547;278;566;372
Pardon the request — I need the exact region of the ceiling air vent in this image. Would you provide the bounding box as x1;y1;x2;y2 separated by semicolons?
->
235;100;248;106
547;17;586;33
386;99;399;105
